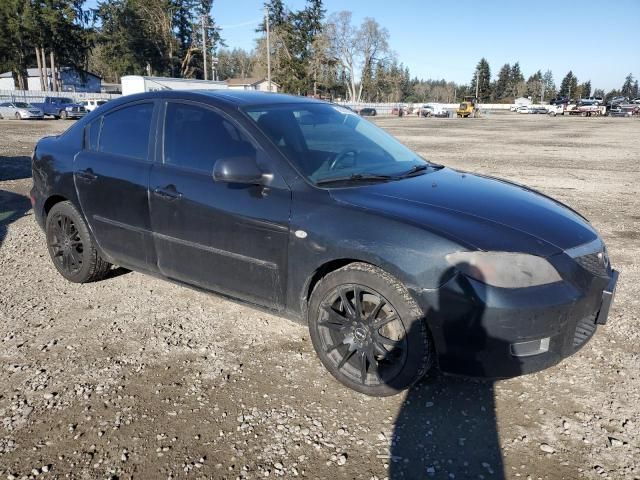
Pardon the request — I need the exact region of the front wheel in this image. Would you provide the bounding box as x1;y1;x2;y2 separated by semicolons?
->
60;110;68;119
308;263;433;396
45;201;112;283
14;112;21;120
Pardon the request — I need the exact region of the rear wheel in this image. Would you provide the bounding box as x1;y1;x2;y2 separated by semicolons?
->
308;263;433;396
45;201;112;283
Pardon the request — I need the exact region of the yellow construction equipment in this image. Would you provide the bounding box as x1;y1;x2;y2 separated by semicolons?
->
456;96;480;118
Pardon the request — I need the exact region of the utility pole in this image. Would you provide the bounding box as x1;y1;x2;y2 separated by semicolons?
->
201;15;208;81
265;7;271;92
475;71;479;100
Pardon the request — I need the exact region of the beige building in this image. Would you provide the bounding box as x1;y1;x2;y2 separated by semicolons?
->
226;77;278;93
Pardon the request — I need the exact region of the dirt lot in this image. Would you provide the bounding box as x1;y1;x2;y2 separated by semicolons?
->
0;114;639;480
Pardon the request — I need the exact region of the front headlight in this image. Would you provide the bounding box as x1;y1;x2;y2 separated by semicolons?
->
66;106;74;111
445;251;562;288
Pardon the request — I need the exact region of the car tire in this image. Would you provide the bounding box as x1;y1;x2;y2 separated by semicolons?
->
308;262;433;396
14;112;21;120
60;110;68;120
45;201;112;283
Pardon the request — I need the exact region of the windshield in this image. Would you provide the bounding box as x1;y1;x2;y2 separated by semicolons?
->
245;103;427;184
14;102;31;108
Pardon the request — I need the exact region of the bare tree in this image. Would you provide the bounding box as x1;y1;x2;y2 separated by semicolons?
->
326;11;389;102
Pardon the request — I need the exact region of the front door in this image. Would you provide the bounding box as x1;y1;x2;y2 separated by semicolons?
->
149;100;290;309
74;101;158;270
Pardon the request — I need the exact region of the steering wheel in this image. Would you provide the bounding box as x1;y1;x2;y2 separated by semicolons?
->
329;148;359;171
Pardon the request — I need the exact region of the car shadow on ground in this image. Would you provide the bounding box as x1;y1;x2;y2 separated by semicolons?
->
0;155;32;181
389;265;521;479
0;189;31;250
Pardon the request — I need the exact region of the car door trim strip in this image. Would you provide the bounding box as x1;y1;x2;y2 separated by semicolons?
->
93;214;277;270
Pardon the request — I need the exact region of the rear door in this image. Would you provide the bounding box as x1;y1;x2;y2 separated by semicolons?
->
74;100;159;271
148;100;291;309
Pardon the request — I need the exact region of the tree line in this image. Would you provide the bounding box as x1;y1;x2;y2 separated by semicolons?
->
1;0;637;104
468;57;638;104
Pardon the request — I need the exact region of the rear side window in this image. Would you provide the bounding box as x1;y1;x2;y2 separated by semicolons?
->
99;103;153;160
163;102;256;172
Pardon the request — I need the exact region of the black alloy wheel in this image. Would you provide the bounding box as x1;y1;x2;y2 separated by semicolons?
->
309;263;433;396
45;201;112;283
48;212;84;276
317;285;408;387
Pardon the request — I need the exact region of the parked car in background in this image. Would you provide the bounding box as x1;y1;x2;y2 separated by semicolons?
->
547;104;565;116
516;105;532;114
608;96;628;106
358;107;377;116
0;101;44;119
420;104;449;117
531;106;548;114
31;90;618;396
549;97;569;105
32;96;87;119
583;97;604;105
81;98;108;112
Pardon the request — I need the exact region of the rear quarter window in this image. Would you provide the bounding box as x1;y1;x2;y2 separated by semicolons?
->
85;118;101;151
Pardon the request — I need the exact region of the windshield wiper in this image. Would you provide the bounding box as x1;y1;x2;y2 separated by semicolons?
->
397;162;444;178
315;173;393;186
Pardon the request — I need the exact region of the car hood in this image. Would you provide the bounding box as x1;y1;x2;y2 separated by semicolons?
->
330;167;598;257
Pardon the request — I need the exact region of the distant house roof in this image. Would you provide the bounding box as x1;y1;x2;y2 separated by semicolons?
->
0;67;101;79
226;77;279;87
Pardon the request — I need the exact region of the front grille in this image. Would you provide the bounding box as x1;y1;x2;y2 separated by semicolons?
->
575;252;609;277
573;313;597;349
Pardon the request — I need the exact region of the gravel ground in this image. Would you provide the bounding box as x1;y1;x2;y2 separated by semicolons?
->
0;114;639;480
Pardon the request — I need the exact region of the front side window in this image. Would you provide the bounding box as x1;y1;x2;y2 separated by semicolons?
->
163;102;256;172
99;103;153;160
245;103;426;184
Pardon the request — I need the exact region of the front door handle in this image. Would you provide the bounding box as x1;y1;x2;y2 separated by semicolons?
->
153;185;182;200
76;168;97;182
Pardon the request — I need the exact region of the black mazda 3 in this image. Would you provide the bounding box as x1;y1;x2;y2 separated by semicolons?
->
31;90;618;396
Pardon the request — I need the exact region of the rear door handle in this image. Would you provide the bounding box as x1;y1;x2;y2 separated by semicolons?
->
76;168;97;182
153;185;182;200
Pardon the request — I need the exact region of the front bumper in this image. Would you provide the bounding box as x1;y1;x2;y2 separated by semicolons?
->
415;268;618;378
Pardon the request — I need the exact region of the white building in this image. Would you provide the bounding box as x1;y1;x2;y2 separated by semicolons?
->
514;96;532;106
226;77;278;93
121;75;228;96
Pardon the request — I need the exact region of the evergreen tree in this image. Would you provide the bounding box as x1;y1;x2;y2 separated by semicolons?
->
542;70;555;101
493;63;510;101
469;57;491;102
579;80;591;98
525;70;543;102
621;73;635;98
508;62;524;98
559;71;578;98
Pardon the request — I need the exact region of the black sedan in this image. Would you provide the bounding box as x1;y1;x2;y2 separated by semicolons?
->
31;91;618;396
358;107;377;116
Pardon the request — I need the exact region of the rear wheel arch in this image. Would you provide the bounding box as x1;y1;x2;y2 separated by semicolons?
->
43;194;68;219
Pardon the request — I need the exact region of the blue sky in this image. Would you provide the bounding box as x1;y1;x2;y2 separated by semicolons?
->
88;0;640;90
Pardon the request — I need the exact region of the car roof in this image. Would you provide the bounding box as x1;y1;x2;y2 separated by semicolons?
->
116;90;325;109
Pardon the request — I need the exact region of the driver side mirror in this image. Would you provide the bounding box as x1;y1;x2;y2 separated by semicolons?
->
213;156;267;185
